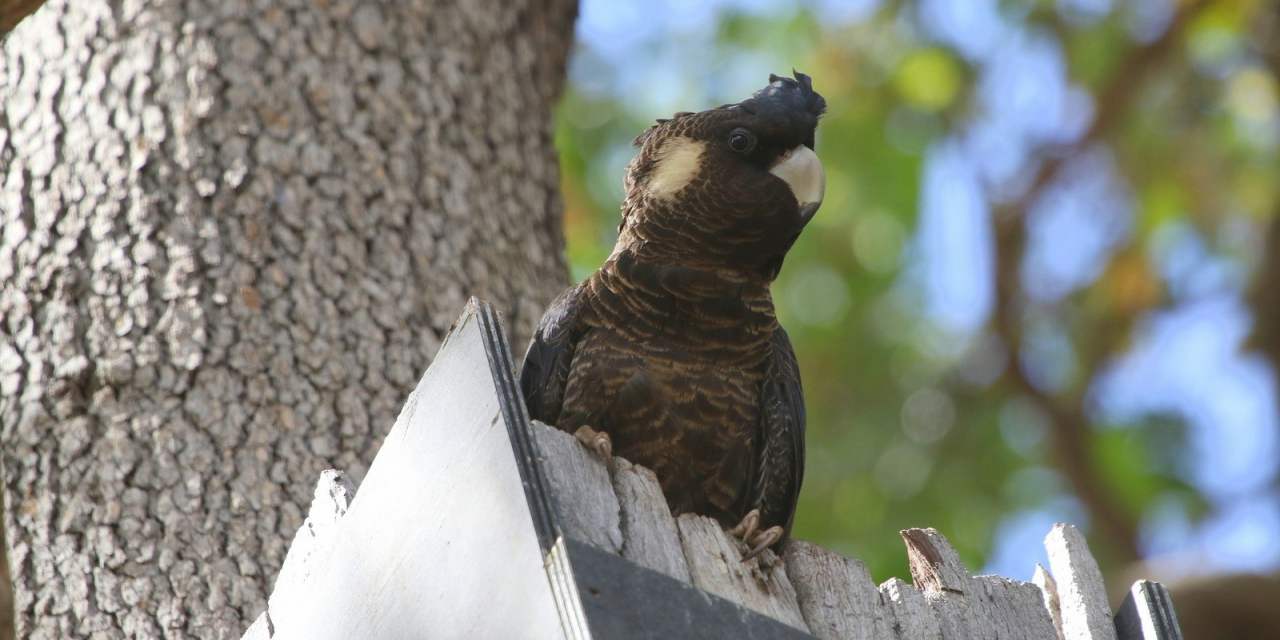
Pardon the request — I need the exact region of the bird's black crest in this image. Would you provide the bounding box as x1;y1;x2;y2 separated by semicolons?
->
759;70;827;118
743;70;825;149
632;73;824;149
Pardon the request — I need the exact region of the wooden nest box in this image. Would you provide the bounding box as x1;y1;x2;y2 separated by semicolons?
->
242;300;1181;640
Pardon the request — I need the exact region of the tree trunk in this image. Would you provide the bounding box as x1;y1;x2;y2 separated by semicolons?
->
0;493;11;640
0;0;576;636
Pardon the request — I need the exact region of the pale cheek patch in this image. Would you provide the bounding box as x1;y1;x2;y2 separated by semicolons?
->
646;137;705;200
769;145;825;207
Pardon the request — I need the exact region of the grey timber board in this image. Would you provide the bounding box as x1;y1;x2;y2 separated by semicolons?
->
564;538;817;640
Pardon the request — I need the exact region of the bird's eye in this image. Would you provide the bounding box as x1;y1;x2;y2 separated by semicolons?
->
728;128;756;154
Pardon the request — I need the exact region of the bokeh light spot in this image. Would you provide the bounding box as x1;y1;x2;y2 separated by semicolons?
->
873;441;934;499
901;386;956;444
894;48;962;112
781;263;852;327
852;210;906;273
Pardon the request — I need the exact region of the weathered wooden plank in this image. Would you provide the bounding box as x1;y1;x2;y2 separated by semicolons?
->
611;457;691;583
902;528;1057;640
532;420;623;554
1045;523;1117;640
972;575;1061;640
879;577;942;640
785;540;895;640
675;513;810;632
903;527;983;639
1034;563;1066;640
1114;580;1182;640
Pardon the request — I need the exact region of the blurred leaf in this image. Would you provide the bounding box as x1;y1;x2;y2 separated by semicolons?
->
1093;427;1163;514
1187;1;1246;69
1138;179;1185;234
1100;249;1163;315
1065;15;1127;89
893;48;962;112
1092;414;1201;520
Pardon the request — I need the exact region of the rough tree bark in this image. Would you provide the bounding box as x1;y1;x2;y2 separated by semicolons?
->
0;0;576;637
0;493;10;640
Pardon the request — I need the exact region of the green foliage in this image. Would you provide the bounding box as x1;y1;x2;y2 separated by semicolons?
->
894;48;964;112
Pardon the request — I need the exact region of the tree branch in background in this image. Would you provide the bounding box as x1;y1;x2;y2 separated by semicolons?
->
989;0;1210;564
1246;4;1280;402
0;0;44;37
1247;220;1280;397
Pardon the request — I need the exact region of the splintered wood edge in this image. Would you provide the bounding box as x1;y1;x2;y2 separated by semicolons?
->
901;527;971;595
1034;563;1067;640
1045;523;1118;640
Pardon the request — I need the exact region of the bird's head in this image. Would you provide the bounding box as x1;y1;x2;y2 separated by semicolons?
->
618;71;827;280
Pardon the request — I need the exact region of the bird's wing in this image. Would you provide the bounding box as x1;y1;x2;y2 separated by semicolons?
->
755;326;807;536
519;283;588;425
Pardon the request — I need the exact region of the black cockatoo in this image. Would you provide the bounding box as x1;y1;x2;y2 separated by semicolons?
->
521;72;825;557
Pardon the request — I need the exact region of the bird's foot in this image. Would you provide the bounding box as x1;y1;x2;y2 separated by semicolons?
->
573;425;612;460
743;526;783;561
728;508;761;541
728;509;783;561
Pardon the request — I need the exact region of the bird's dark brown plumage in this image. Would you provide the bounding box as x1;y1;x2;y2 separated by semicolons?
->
521;72;824;549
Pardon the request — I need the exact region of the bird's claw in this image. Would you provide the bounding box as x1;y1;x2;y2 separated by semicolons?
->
728;508;761;541
573;425;612;460
729;510;781;561
742;526;784;561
